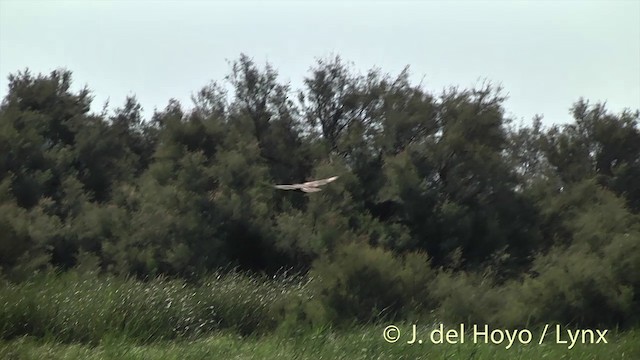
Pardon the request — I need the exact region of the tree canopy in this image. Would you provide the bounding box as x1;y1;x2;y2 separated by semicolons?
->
1;56;638;302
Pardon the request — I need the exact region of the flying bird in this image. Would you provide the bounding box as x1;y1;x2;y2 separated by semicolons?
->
274;176;339;193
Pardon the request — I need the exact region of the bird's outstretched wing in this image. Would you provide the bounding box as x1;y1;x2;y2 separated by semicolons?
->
301;176;339;187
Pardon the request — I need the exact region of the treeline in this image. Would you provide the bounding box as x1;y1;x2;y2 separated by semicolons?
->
1;54;639;329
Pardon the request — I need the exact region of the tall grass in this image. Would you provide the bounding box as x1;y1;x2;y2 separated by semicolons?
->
2;262;636;348
0;269;311;344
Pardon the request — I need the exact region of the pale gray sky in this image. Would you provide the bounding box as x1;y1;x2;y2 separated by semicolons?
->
1;0;639;125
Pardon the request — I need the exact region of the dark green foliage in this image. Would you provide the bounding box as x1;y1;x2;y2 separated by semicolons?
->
1;56;639;337
542;99;640;211
519;180;640;327
303;241;435;326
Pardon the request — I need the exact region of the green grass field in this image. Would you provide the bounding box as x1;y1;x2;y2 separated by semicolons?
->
1;271;638;359
2;327;638;360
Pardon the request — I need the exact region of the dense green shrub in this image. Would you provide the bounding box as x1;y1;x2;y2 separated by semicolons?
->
519;243;636;328
303;241;435;326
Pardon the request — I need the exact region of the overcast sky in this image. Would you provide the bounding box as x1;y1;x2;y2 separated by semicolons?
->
1;0;639;126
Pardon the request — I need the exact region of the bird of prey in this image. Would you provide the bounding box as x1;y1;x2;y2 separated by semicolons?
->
274;176;339;193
